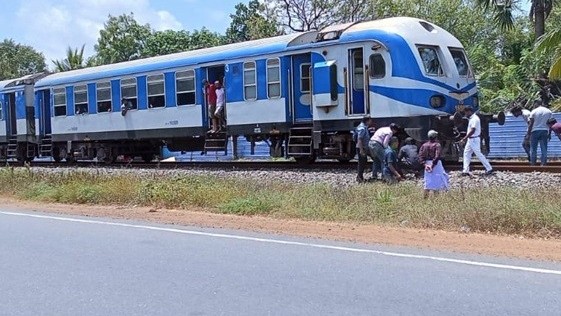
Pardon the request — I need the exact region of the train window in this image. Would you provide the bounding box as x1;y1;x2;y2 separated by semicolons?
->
417;46;444;76
176;70;195;106
369;54;386;78
121;78;138;110
0;100;2;120
147;74;165;108
353;51;364;91
53;87;66;116
244;61;257;100
301;63;311;93
449;48;470;77
74;85;88;115
266;59;281;98
96;81;112;113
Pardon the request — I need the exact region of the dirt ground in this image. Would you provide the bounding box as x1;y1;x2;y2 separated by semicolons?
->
2;197;561;262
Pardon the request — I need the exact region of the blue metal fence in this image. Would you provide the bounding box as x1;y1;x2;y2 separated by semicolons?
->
162;136;271;161
488;113;561;159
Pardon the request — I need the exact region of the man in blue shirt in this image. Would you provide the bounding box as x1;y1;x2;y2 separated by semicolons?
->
355;115;375;183
383;137;404;183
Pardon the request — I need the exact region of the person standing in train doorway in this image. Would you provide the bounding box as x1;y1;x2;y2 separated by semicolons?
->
214;81;226;132
203;79;218;133
459;105;494;176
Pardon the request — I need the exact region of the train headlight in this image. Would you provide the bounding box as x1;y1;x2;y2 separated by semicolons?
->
430;95;445;108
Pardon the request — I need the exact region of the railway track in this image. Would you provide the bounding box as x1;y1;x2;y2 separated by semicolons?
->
3;159;561;173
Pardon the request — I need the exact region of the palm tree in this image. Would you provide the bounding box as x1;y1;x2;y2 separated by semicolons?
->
475;0;559;39
536;28;561;79
52;44;86;72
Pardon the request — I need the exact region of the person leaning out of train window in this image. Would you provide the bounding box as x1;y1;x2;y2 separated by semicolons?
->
214;81;226;132
368;123;400;180
418;130;449;199
355;115;375;183
121;98;132;116
382;136;404;184
526;100;552;166
511;105;532;162
547;117;561;141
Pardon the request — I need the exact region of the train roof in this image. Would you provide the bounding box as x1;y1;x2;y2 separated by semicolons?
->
35;17;459;88
35;32;316;88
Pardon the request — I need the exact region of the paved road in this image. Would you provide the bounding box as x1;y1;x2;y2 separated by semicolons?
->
1;209;560;316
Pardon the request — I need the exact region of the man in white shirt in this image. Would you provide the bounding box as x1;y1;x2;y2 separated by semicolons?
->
511;106;531;162
214;81;226;132
527;100;552;165
460;106;493;176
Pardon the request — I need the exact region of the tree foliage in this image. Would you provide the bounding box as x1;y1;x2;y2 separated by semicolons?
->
226;0;281;43
94;13;152;64
52;44;86;72
0;39;46;80
143;30;191;57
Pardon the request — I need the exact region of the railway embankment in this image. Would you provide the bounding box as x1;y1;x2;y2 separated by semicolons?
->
2;165;561;240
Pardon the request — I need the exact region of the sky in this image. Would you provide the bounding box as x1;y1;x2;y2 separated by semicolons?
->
0;0;533;70
0;0;248;68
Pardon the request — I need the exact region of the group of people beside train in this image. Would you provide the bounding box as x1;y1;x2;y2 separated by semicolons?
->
511;100;560;166
355;105;494;198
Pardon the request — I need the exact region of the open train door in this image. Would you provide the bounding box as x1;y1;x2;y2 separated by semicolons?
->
347;47;367;116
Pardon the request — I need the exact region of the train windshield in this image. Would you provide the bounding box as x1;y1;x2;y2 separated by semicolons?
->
449;48;470;77
417;46;443;76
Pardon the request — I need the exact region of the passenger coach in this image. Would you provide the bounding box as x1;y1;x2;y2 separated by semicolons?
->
24;17;496;163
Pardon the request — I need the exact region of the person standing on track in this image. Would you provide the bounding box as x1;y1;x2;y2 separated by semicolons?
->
547;117;561;141
418;130;449;198
459;105;494;176
355;115;375;183
527;100;553;166
510;106;532;162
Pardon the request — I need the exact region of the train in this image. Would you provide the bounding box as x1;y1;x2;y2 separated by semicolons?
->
0;17;504;163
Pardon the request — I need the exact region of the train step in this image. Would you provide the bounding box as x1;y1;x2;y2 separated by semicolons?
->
204;132;228;155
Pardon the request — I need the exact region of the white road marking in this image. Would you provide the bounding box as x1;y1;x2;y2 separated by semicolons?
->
2;210;561;276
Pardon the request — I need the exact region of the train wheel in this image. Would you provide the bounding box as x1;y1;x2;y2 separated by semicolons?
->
142;154;153;163
52;147;62;163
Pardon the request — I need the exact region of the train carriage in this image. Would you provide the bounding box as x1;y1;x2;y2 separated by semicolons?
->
0;74;46;160
13;16;499;163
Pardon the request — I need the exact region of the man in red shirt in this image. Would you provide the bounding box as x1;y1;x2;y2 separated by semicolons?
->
547;117;561;141
203;79;218;133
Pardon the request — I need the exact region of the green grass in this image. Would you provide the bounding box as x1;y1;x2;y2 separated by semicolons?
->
2;166;561;238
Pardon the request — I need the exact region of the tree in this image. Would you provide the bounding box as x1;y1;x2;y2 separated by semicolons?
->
94;13;152;65
225;0;281;43
268;0;367;31
188;28;225;49
143;30;191;57
536;28;561;78
0;39;46;80
475;0;559;39
52;44;86;72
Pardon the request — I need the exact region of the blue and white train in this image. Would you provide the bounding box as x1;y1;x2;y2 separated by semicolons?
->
0;17;502;162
